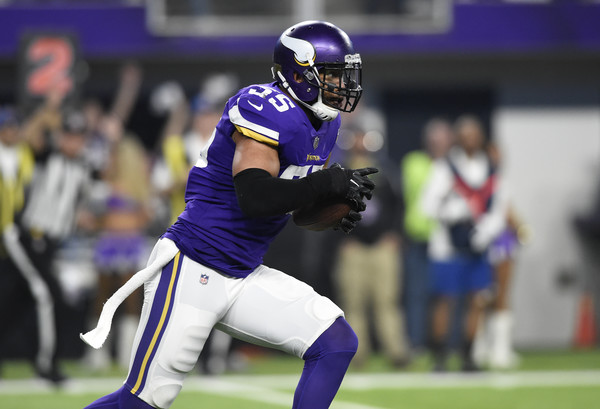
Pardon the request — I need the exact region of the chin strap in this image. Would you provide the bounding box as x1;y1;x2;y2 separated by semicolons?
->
274;69;339;122
312;92;340;122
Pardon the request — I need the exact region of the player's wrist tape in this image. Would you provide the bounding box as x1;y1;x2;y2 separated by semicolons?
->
233;167;344;218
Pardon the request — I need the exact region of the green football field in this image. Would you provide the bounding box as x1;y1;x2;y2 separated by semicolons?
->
1;349;599;409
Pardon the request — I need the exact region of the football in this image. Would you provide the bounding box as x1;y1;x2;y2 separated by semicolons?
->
292;198;352;231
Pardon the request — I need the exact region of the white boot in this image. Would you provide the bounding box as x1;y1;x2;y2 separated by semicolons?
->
117;315;139;370
489;310;520;369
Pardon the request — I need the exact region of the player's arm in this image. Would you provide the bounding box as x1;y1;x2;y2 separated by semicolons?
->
232;131;377;218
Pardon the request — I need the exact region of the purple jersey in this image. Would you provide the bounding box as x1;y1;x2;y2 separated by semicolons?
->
164;82;341;278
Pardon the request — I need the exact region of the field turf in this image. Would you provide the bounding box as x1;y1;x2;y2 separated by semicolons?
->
1;349;598;409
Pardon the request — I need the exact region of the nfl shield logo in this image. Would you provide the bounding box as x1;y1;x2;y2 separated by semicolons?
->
313;136;319;150
200;274;209;285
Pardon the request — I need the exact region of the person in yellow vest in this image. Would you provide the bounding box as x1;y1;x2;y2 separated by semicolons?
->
0;109;34;233
401;118;453;351
0;107;61;382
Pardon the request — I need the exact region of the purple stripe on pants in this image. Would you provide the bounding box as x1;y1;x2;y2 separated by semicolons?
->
125;253;182;395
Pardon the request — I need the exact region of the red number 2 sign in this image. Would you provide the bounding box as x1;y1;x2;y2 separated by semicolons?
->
26;36;75;97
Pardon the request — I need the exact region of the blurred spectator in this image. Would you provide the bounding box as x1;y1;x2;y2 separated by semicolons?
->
82;98;111;182
333;108;410;369
472;207;522;369
401;118;453;350
89;114;152;370
82;63;142;186
151;73;237;225
150;81;190;226
0;107;56;381
185;72;238;160
84;63;153;371
472;142;522;369
421;115;508;372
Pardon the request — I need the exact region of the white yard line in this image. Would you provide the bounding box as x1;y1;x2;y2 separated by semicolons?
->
0;377;124;395
203;370;600;390
342;370;600;390
0;375;386;409
183;377;386;409
184;377;295;407
1;370;599;409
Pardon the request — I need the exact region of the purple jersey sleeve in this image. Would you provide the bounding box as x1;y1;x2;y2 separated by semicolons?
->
228;84;301;147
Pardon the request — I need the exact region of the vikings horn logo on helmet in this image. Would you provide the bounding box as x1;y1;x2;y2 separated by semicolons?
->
281;34;316;67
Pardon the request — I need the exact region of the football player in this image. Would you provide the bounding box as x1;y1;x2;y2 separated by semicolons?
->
83;20;377;409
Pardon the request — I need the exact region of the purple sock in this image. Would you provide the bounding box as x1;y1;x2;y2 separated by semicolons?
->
84;386;156;409
293;317;358;409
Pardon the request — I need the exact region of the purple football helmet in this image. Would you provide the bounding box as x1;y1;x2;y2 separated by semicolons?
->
272;21;362;121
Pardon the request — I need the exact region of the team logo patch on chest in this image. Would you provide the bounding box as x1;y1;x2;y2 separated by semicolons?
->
200;274;210;285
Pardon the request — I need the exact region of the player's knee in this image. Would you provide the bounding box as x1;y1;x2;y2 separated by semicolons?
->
336;318;359;356
146;384;181;409
305;317;358;361
136;375;183;409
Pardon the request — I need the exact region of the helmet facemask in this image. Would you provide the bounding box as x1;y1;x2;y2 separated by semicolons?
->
303;55;362;114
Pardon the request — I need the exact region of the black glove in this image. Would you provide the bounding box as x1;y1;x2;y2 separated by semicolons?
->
328;163;378;211
335;210;362;234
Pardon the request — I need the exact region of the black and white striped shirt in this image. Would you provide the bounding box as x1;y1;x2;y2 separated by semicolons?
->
21;153;90;240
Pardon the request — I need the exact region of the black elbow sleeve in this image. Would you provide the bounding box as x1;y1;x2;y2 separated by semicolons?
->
234;168;276;218
233;167;339;218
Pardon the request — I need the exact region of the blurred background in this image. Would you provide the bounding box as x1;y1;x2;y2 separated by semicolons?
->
0;0;599;408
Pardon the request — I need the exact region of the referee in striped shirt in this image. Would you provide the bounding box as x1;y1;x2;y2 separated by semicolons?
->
2;109;92;383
